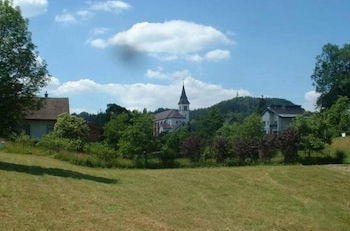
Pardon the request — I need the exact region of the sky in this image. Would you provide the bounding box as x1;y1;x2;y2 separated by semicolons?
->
12;0;350;113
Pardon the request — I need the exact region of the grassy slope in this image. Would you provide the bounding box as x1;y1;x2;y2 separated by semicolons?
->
1;152;350;231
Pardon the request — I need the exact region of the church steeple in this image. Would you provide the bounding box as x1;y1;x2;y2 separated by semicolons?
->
178;85;190;105
178;84;190;122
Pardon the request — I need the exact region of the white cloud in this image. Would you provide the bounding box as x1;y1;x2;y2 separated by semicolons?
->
49;71;250;111
146;68;190;80
91;20;233;62
54;10;77;24
205;49;230;61
186;49;231;63
13;0;48;18
90;27;110;36
76;10;94;20
89;0;131;13
303;90;321;111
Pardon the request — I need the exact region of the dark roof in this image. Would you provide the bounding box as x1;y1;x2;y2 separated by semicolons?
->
265;105;304;118
154;109;185;121
178;85;190;105
25;98;70;120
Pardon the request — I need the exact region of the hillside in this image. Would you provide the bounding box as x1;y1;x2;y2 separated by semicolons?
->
1;151;350;231
190;96;294;121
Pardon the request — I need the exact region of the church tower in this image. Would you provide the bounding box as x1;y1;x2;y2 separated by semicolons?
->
178;84;190;122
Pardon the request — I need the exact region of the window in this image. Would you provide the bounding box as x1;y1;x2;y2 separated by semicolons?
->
184;106;188;111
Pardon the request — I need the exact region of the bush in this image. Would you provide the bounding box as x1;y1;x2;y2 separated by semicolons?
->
38;133;85;152
54;152;104;168
180;135;204;162
84;142;119;162
212;136;232;162
12;132;36;146
260;134;278;161
277;129;301;163
54;113;90;141
299;150;345;165
234;138;259;164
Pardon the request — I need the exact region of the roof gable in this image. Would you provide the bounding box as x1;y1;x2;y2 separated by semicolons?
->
154;109;185;120
178;85;190;105
265;105;304;118
25;98;70;120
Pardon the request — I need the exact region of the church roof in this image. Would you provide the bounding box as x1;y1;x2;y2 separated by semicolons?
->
154;109;185;121
178;85;190;105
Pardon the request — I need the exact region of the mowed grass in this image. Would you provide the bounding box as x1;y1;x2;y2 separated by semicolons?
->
0;151;350;231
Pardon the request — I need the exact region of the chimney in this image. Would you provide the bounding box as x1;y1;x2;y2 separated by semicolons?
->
45;91;48;98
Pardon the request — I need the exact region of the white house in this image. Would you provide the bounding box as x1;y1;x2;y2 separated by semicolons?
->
262;105;304;134
153;85;190;136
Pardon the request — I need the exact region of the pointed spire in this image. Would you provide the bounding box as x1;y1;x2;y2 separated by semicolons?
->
178;84;190;105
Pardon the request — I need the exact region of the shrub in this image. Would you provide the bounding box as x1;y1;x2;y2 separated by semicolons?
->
180;135;204;162
277;129;301;163
54;152;104;168
260;134;278;161
212;136;232;162
84;142;119;162
12;132;36;146
54;113;90;141
234;138;259;163
38;133;85;152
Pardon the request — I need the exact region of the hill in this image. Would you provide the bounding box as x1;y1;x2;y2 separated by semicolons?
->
1;151;349;230
190;96;295;121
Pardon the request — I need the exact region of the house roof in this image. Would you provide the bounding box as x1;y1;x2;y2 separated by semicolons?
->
25;98;70;120
154;109;185;121
178;85;190;105
264;105;304;118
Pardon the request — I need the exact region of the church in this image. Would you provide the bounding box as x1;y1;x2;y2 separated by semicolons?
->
153;85;190;136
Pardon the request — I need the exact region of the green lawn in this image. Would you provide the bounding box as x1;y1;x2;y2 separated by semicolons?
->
0;151;350;231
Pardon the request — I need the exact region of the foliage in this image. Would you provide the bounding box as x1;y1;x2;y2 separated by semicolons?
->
217;113;264;142
180;135;204;162
84;142;119;162
212;136;232;162
118;113;158;159
277;129;301;163
160;128;189;166
0;1;48;136
54;113;90;141
259;134;278;161
38;133;85;152
190;108;224;138
190;96;294;122
103;113;130;149
325;96;350;136
234;138;259;163
311;43;350;108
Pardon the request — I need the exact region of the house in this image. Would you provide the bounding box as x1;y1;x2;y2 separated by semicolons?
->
23;95;69;138
153;85;190;136
262;105;304;134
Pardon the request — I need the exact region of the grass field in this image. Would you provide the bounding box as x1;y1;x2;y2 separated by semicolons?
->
1;151;350;230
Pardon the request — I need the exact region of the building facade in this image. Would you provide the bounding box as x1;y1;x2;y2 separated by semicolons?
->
153;85;190;136
262;105;304;134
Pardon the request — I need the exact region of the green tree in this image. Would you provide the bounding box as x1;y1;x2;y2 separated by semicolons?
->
54;113;90;141
325;96;350;136
191;108;224;138
103;113;130;149
118;113;157;161
311;43;350;108
0;0;48;136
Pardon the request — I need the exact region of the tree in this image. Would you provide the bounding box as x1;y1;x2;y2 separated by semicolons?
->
54;113;90;141
191;108;224;138
311;43;350;108
0;1;48;136
103;113;130;149
118;113;157;160
325;96;350;136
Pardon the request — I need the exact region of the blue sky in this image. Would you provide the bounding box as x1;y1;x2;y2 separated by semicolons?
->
13;0;350;113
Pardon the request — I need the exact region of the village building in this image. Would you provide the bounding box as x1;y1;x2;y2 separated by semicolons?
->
153;85;190;136
23;94;69;139
262;105;304;134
